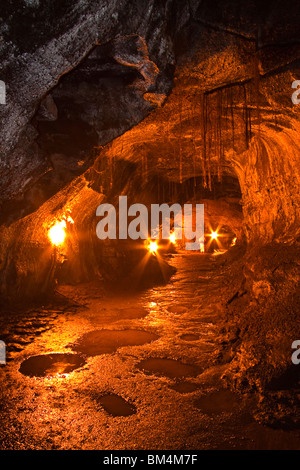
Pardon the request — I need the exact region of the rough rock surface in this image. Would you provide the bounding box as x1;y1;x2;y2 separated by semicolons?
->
0;0;177;207
1;0;300;399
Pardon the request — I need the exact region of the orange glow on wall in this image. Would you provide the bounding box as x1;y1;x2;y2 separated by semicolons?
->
48;214;74;246
48;220;67;246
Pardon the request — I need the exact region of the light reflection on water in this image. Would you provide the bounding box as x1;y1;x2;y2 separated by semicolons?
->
1;253;299;449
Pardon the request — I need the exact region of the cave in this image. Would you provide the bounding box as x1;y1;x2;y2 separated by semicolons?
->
0;0;300;453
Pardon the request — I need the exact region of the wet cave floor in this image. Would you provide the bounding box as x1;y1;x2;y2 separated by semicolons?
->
1;253;300;450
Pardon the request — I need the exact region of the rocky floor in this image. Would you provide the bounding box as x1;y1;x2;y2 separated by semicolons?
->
0;252;300;450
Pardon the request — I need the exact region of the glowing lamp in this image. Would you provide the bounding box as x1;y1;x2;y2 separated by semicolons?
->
48;220;66;246
210;230;218;240
148;240;158;254
169;233;176;244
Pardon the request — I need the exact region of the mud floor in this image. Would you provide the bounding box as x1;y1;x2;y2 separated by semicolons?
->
1;253;300;450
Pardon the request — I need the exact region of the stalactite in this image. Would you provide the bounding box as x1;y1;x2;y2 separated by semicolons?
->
230;86;235;150
253;51;261;132
243;84;250;148
190;95;197;189
223;88;230;180
244;82;252;143
213;104;217;180
216;90;220;180
178;94;183;184
200;93;208;189
216;89;223;182
206;93;212;191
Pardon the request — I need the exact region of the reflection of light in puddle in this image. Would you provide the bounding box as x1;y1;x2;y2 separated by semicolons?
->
19;353;86;378
72;329;159;356
180;333;199;341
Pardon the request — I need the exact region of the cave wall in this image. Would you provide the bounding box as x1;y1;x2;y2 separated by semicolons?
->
0;0;300;303
0;0;177;209
236;118;300;245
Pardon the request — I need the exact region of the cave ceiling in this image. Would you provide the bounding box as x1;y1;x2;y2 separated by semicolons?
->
0;0;299;242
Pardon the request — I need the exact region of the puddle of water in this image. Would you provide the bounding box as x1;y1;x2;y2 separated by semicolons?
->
116;307;149;320
19;353;86;377
95;394;137;417
180;334;199;341
137;358;200;378
170;382;200;394
72;329;159;356
194;390;242;415
167;306;187;314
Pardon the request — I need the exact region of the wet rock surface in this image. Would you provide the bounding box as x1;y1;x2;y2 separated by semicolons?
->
0;2;299;451
193;390;242;416
71;329;159;357
136;358;200;379
167;305;187;314
19;353;86;378
1;252;300;449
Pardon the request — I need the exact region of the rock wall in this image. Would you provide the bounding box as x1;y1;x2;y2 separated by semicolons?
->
0;0;177;210
236;119;300;245
0;0;300;304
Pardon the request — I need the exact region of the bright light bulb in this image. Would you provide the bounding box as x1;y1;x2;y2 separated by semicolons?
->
210;230;218;240
148;240;158;254
48;220;66;246
169;233;176;244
